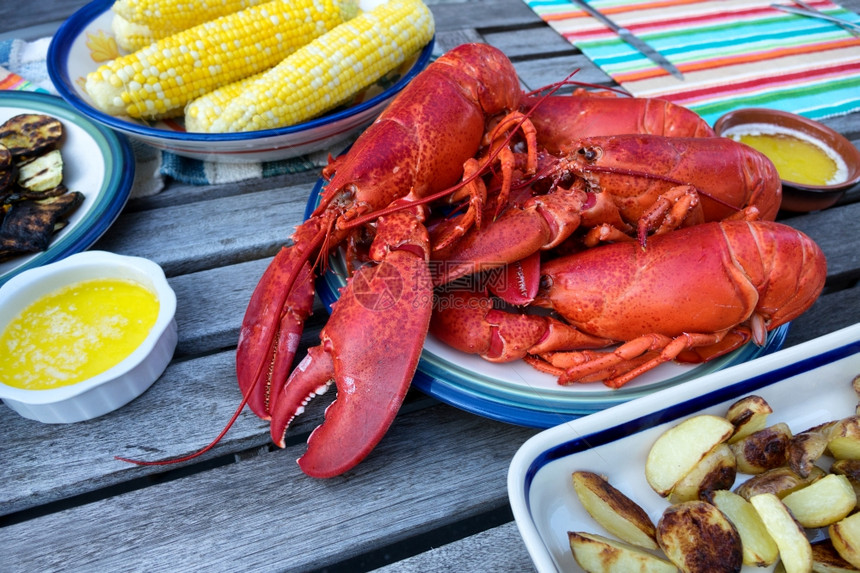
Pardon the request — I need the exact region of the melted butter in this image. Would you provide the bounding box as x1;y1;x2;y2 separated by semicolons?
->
725;123;848;186
0;278;160;390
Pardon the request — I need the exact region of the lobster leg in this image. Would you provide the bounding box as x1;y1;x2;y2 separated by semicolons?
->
270;211;433;478
432;181;587;292
430;288;612;362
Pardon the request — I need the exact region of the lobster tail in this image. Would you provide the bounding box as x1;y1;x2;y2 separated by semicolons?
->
723;220;826;333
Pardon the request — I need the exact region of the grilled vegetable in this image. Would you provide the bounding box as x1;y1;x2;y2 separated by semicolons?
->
17;149;64;192
110;0;269;50
0;114;63;156
86;0;359;119
188;0;435;132
0;192;84;261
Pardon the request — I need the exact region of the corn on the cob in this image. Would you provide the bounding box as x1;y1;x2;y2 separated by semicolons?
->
184;72;265;132
85;0;359;120
110;0;270;51
111;14;157;52
190;0;435;133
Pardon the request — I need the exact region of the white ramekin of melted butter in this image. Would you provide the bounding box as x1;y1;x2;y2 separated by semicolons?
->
0;251;177;423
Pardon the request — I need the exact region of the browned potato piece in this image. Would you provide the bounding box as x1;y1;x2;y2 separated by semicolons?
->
830;512;860;569
568;531;677;573
829;417;860;460
572;471;659;550
781;474;857;528
726;395;772;444
735;465;825;500
810;538;860;572
750;493;812;573
645;414;735;497
789;420;838;478
831;459;860;498
669;443;736;503
707;489;779;567
729;422;792;474
656;500;742;573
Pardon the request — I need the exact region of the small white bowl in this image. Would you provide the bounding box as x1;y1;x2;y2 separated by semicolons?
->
0;251;177;423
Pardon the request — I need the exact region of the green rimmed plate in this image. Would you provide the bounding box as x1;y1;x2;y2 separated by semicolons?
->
0;91;135;287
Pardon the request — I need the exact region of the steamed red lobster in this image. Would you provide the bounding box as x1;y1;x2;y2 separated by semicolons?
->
122;43;825;478
431;220;826;389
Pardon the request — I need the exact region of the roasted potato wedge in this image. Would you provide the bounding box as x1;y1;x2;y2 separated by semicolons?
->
729;422;792;474
726;395;773;444
781;474;857;528
831;459;860;498
809;538;860;572
789;421;838;478
572;471;658;550
568;531;677;573
0;113;63;156
830;512;860;569
750;493;813;573
669;443;736;503
656;500;742;572
707;489;779;567
645;414;735;497
735;465;825;500
828;417;860;460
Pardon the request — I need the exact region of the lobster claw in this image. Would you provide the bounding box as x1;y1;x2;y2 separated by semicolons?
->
270;211;433;478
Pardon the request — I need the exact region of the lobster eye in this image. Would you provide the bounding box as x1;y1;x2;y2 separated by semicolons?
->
577;146;601;162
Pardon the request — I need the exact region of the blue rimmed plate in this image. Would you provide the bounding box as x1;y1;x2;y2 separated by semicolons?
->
306;180;788;429
0;91;134;287
508;323;860;572
47;0;435;163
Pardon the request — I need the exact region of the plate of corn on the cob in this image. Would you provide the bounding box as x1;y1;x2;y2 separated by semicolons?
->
46;0;435;163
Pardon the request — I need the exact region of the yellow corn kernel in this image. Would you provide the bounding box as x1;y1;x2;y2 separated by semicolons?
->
86;0;359;120
196;0;435;133
111;0;268;39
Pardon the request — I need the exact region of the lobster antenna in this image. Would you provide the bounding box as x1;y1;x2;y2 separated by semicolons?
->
339;68;581;230
116;221;333;467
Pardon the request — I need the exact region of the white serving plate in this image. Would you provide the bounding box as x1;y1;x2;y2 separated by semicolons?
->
508;322;860;572
0;91;134;287
46;0;434;163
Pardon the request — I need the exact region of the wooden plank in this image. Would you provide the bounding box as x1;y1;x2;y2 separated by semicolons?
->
0;404;541;572
374;521;536;572
782;201;860;285
92;185;311;277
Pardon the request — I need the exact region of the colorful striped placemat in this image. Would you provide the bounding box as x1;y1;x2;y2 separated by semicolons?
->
524;0;860;124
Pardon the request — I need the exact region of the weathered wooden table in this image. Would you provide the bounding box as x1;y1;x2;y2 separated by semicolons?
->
2;1;859;571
